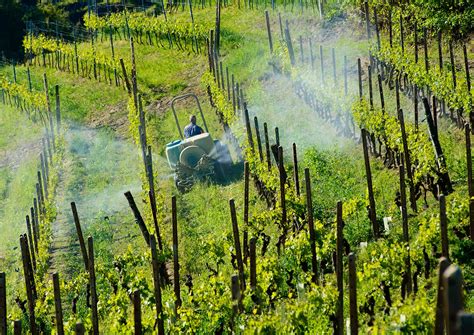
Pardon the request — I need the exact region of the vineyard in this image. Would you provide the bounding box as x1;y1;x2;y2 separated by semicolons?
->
0;0;472;334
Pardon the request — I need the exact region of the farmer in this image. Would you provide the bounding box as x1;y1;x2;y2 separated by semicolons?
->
184;115;204;138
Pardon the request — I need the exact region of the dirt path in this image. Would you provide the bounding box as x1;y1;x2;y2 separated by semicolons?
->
48;154;76;276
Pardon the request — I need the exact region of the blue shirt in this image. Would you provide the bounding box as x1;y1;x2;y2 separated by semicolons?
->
184;123;204;138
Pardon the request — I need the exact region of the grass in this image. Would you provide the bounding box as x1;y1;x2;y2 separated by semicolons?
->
0;2;472;331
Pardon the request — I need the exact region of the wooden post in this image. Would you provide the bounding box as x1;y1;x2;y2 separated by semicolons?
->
13;320;21;335
332;48;336;84
423;28;429;73
292;143;300;196
25;216;36;270
230;199;246;291
305;168;318;284
335;201;343;335
364;1;371;40
434;257;450;335
264;122;272;170
265;10;273;53
172;196;182;314
466;124;474;240
414;23;418;63
275;127;280;147
244;104;254;151
310;38;315;70
43;73;55;149
0;273;6;335
71;202;89;270
231;274;241;314
75;322;85;335
399;155;412;295
388;10;393;47
438;32;443;70
361;129;378;237
398;108;417;212
52;273;64;335
124;192;151;247
55;85;60;136
30;207;38;254
399;13;404;53
33;199;40;240
439;195;449;259
422;98;453;194
133;290;142;335
357;58;363;99
278;146;287;227
414;85;419;129
150;236;165;335
377;74;385;111
120;58;132;94
243;161;250;264
249;237;257;289
348;253;358;335
20;235;37;335
284;21;295;67
442;265;464;335
374;7;380;50
368;66;374;108
88;237;99;335
254;117;264;162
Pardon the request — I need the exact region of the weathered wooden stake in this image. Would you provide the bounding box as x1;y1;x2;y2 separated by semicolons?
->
357;58;363;99
335;201;343;335
52;273;64;335
442;265;464;335
399;155;412;295
265;10;273;53
150;235;165;335
254;117;264;162
230;199;246;292
88;237;99;335
43;73;55;149
25;216;36;270
71;202;89;270
465;124;474;240
20;235;37;335
244;104;254;151
361;129;378;237
292;143;300;196
264;122;272;170
423;28;429;73
172;196;182;314
133;290;142;335
231;274;241;313
124;192;151;247
75;322;85;335
434;257;450;335
13;320;21;335
305;168;318;284
278;146;287;227
55;85;60;135
398;109;417;212
0;273;6;335
348;253;358;335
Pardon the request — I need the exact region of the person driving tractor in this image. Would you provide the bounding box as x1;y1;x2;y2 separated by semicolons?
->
184;115;204;138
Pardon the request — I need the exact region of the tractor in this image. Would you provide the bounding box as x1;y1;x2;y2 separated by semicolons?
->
165;93;237;192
